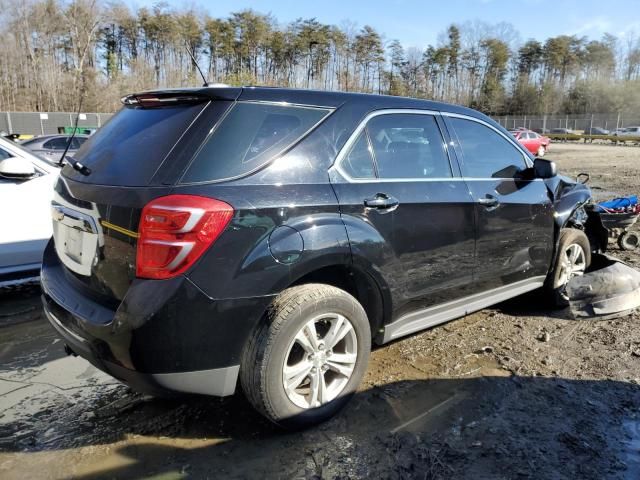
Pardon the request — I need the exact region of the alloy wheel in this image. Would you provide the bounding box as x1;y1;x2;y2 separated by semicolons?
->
282;313;358;409
558;243;587;297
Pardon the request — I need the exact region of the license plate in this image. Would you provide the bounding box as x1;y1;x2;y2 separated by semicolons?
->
63;226;83;263
52;203;99;276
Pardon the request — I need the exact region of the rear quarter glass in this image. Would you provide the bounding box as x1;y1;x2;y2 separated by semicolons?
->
179;102;331;184
63;102;208;186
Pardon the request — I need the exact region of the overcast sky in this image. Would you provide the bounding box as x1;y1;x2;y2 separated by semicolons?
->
132;0;640;48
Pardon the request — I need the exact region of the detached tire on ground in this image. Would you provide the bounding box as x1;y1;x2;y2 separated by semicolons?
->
241;283;371;429
549;228;592;307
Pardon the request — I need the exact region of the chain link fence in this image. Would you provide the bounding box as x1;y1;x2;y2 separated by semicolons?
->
0;112;113;136
492;114;640;133
2;110;639;137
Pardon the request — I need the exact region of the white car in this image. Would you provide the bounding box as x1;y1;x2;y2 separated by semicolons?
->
616;126;640;137
0;136;60;286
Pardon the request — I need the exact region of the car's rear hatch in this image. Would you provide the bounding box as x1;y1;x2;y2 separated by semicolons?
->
50;86;335;308
51;88;241;306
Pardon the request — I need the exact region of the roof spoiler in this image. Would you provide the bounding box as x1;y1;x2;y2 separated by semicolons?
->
121;87;241;106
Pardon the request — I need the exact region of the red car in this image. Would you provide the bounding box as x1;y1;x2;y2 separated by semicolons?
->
509;129;550;157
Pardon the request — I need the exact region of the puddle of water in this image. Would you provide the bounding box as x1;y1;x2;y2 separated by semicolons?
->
0;319;62;372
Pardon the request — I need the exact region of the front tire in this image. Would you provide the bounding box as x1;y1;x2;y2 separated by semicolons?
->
549;228;591;307
240;284;371;429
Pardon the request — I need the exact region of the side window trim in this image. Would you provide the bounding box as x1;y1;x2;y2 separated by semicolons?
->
363;127;380;178
434;114;463;178
332;108;457;183
441;112;533;177
339;130;377;179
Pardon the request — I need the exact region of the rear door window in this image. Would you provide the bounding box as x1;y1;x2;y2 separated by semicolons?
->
449;117;527;178
181;102;331;183
366;113;451;179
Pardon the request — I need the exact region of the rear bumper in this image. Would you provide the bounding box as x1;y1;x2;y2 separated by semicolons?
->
41;239;273;397
44;302;239;396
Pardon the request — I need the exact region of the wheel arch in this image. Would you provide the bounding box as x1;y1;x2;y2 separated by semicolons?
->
547;202;607;282
555;201;607;253
287;263;391;344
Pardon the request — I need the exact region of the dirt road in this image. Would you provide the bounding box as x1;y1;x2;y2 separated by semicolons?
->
1;143;639;479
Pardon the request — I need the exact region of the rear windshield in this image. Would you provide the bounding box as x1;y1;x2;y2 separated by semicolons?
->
180;102;331;183
63;102;207;186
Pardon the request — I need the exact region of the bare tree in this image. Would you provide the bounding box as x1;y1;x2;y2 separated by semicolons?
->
0;1;637;117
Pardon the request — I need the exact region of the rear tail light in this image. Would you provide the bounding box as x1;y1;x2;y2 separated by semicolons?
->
136;195;234;279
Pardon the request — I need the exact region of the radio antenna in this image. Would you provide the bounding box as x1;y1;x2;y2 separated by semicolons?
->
185;41;209;87
57;72;91;176
58;74;85;167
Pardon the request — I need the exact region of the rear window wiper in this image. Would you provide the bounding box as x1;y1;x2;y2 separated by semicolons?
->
62;155;91;176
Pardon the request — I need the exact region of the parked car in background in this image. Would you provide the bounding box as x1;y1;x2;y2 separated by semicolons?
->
510;128;551;156
0;136;59;286
583;127;610;135
42;86;604;428
550;128;578;135
616;126;640;137
21;134;89;162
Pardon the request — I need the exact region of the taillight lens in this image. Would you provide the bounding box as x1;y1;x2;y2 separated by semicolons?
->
136;195;234;279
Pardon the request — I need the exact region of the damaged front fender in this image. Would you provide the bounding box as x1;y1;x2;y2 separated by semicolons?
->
566;254;640;318
545;174;592;229
545;174;608;253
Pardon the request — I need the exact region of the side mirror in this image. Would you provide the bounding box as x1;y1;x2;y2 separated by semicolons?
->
0;157;36;179
533;158;557;179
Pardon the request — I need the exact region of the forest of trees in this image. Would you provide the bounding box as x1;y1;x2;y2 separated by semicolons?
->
1;0;640;115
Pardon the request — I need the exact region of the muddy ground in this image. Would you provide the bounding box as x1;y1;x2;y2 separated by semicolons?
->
1;143;640;479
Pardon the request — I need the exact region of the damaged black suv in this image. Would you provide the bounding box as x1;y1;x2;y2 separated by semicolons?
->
42;87;606;428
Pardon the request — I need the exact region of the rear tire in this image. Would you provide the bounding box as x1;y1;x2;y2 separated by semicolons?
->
618;231;639;251
240;283;371;429
549;228;591;307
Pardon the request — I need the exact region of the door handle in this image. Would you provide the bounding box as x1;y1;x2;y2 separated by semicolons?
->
478;194;500;209
364;193;399;212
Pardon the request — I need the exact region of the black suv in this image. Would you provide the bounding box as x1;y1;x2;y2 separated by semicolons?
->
42;87;605;428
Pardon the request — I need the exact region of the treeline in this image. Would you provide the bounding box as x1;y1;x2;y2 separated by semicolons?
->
1;0;640;115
